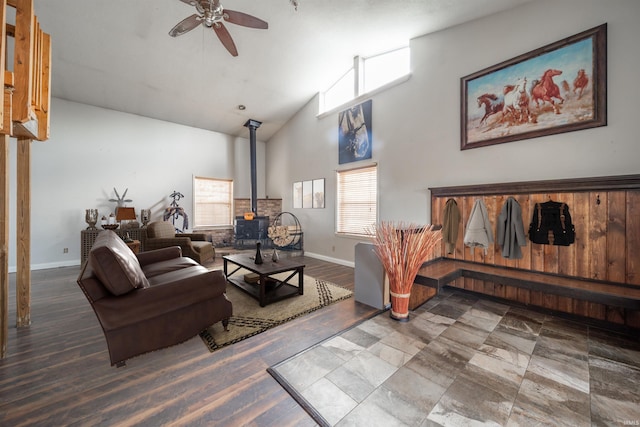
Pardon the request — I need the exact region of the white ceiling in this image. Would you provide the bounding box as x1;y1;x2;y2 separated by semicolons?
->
33;0;533;141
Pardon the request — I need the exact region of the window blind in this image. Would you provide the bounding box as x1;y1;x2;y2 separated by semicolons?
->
194;177;233;227
336;165;377;236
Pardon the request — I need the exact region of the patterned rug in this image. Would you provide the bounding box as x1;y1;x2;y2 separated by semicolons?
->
199;271;353;352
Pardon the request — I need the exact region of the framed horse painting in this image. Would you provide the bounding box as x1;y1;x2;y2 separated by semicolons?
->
460;24;607;150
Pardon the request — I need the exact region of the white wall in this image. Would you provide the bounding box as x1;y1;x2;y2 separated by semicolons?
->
266;0;640;265
6;99;266;271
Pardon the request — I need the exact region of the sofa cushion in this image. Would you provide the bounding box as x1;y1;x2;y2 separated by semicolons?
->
141;257;200;279
90;230;150;295
191;240;212;254
147;221;176;239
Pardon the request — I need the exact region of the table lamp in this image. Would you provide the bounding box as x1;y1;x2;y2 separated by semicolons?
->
115;207;136;230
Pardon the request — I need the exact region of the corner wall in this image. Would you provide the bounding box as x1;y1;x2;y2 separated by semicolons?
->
266;0;640;264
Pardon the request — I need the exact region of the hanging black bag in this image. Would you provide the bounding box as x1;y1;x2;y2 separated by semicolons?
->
528;201;575;246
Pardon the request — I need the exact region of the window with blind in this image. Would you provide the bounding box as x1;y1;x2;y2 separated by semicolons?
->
336;165;377;236
193;177;233;227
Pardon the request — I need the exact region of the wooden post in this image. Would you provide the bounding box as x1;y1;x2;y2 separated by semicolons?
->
16;137;30;327
0;0;6;131
0;135;8;355
0;0;8;357
0;0;50;354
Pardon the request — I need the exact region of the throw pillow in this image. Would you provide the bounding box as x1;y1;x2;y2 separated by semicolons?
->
90;231;150;296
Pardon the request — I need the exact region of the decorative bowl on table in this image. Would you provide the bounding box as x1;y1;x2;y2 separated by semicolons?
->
101;224;119;230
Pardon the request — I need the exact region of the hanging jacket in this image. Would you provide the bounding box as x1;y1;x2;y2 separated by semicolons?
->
528;200;575;246
497;197;527;259
463;199;493;254
442;198;460;254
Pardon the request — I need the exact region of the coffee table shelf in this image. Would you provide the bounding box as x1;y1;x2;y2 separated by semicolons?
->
223;254;305;307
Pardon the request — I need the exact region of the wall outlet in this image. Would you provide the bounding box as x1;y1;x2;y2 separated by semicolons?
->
63;248;68;253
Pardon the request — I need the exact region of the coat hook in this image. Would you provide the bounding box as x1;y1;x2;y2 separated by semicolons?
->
596;194;601;205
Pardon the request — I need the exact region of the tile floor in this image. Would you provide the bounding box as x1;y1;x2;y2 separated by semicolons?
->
271;288;640;426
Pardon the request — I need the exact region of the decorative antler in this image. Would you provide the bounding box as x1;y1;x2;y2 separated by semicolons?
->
109;187;133;207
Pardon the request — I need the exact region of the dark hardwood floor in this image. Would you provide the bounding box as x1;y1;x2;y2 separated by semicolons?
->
0;255;378;426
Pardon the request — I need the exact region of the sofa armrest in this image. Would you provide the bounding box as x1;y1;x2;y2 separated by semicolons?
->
136;246;182;266
181;233;209;242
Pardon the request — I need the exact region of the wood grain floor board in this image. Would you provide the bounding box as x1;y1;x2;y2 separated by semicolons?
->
0;255;376;426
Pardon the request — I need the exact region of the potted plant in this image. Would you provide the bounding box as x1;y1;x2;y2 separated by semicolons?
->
370;222;441;321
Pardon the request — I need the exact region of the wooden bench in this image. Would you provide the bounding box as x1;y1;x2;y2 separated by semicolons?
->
422;174;640;330
416;258;640;314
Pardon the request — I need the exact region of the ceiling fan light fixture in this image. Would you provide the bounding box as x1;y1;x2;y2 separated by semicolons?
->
171;0;268;56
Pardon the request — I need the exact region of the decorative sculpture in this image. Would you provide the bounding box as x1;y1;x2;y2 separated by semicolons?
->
109;188;132;209
163;190;189;233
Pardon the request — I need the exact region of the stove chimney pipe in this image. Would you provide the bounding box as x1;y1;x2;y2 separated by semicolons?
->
243;119;262;215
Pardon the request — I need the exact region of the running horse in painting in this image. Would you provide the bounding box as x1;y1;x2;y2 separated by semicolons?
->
531;69;564;114
477;93;504;125
502;77;532;124
573;69;589;99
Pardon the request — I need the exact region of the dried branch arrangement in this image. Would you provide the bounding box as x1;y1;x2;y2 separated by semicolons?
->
370;222;442;320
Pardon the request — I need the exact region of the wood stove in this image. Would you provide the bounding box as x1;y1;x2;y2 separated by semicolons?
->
234;216;270;249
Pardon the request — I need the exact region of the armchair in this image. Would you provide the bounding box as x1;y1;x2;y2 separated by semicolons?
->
146;221;215;264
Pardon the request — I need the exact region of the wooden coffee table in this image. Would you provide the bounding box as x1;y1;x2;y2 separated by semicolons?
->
223;253;305;307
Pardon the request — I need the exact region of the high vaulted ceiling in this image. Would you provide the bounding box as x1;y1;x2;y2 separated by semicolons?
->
34;0;533;140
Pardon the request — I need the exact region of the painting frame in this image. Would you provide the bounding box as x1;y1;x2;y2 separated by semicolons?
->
338;99;373;164
292;181;302;209
312;178;325;209
460;24;607;150
293;179;325;209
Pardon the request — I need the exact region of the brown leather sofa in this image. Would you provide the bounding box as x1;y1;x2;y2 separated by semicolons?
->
77;230;232;366
146;221;215;264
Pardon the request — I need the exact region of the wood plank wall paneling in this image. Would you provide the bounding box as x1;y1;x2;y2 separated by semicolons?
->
429;175;640;328
607;191;626;283
628;191;640;285
573;192;590;278
432;189;639;286
558;193;576;277
589;191;607;281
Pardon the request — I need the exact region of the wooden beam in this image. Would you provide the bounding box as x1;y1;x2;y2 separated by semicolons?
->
16;137;30;327
12;0;34;124
37;32;50;140
0;134;8;357
0;0;6;130
3;74;13;134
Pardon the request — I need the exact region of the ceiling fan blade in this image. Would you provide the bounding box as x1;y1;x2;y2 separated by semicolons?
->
169;14;202;37
213;23;238;57
178;0;197;5
223;9;268;29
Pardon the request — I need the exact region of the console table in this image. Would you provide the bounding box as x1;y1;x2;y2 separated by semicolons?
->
81;228;147;264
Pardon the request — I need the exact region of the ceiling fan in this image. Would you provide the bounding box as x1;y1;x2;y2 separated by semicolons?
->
169;0;268;57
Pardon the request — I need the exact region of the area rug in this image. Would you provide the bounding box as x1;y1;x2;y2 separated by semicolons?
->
199;271;353;352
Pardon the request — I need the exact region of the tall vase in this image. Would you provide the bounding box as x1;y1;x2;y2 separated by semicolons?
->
371;222;443;324
254;242;263;265
85;209;98;230
389;289;411;322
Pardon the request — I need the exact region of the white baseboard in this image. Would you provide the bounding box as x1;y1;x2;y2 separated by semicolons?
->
8;260;81;273
304;252;354;268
